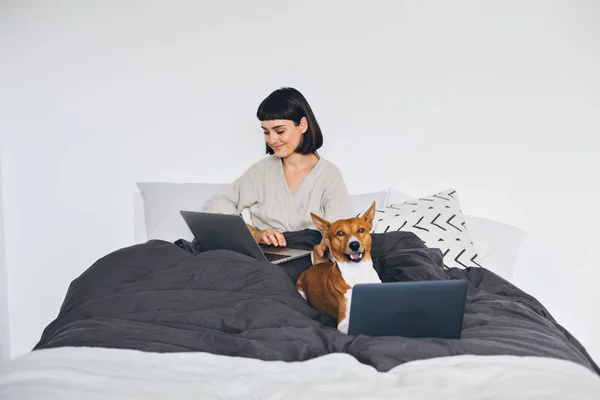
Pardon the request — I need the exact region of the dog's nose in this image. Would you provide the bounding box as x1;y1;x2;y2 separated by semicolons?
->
349;241;360;252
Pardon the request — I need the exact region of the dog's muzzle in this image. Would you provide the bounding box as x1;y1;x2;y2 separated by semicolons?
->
346;241;364;262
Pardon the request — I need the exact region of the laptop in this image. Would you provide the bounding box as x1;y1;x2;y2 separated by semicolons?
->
347;279;468;339
180;211;311;265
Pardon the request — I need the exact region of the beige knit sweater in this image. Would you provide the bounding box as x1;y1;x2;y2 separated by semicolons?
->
204;155;352;232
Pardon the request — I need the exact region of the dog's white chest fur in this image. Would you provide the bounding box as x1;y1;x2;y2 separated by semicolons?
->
337;259;381;334
337;259;381;287
338;260;381;286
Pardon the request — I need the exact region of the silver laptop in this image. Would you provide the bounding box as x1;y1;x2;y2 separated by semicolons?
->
180;211;311;264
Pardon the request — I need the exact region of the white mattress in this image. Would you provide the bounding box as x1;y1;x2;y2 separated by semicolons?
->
1;347;599;399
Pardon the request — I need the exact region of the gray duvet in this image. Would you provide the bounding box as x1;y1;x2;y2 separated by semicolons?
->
33;230;599;375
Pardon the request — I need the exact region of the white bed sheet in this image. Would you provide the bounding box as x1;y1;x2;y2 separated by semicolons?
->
1;347;599;399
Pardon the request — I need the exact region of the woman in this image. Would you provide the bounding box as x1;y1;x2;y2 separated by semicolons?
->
205;87;352;259
204;87;434;285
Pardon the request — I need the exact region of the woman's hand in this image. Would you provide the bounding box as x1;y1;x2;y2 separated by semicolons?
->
314;237;330;258
252;228;287;247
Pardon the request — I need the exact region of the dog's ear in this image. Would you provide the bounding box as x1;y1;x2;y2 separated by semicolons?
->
310;212;331;237
361;201;377;225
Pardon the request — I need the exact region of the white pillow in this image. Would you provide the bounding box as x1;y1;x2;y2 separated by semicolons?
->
375;188;481;269
384;187;414;205
385;187;524;279
137;182;231;242
349;191;388;216
137;182;389;243
458;214;524;279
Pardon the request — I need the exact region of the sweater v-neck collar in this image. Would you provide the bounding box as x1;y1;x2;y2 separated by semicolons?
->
279;156;322;198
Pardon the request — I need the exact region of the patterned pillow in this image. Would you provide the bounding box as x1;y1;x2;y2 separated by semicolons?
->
372;188;482;269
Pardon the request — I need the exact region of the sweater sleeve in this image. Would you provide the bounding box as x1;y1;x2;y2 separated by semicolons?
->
204;163;259;215
321;165;353;221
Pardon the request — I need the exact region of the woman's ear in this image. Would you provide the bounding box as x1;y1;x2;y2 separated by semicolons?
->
299;116;308;134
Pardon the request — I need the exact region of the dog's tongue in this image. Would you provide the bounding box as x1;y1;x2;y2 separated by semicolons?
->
350;252;362;260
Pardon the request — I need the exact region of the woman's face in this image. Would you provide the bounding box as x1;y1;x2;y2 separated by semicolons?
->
261;118;307;157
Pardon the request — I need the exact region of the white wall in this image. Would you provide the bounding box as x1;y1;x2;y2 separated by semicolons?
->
1;0;599;362
0;141;10;364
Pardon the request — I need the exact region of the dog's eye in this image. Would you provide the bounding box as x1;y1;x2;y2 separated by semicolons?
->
336;231;345;236
357;228;365;233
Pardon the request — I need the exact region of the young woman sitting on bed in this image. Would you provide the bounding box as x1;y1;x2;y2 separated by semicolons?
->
204;87;430;282
205;87;351;253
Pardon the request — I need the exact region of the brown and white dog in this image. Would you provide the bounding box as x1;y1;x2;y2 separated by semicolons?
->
296;201;381;333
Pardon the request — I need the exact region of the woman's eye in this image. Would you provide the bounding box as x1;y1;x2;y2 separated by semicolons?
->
276;131;284;135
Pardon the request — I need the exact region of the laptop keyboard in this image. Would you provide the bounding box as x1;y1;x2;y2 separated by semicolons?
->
264;252;291;262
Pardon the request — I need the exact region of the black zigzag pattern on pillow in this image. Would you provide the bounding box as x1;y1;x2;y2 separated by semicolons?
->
373;189;481;269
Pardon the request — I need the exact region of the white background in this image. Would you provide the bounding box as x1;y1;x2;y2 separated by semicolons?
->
0;141;9;363
1;0;599;363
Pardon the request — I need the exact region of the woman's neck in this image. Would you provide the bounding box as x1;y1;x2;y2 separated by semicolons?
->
281;152;319;171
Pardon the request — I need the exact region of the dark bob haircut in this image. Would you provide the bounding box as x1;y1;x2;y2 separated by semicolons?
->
256;87;323;155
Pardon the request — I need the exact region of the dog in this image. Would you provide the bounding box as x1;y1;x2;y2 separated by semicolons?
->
296;201;381;334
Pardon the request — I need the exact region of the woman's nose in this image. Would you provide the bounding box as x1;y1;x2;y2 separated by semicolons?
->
266;132;277;143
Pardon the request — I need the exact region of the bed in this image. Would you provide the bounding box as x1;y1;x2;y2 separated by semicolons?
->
0;183;599;399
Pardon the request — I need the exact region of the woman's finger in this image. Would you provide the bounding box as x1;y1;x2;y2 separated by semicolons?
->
269;234;278;246
277;232;286;247
262;234;271;245
267;229;283;246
